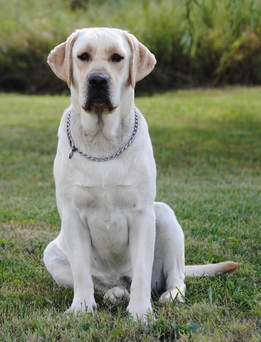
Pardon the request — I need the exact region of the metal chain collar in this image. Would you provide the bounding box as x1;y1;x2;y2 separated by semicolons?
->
66;109;138;162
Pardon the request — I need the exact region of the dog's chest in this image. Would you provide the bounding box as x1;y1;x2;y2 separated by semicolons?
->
72;170;141;263
73;183;139;225
71;157;147;219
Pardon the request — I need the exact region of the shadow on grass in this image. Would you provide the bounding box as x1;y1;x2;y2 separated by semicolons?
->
150;116;261;169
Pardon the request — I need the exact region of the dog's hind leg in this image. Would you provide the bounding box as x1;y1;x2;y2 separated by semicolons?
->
43;239;73;288
152;202;186;303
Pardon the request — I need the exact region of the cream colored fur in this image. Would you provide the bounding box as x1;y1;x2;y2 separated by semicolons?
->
43;27;239;322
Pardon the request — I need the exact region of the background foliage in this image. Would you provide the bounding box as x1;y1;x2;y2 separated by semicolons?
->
1;0;261;93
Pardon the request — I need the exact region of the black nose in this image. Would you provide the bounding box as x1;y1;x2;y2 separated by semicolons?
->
88;73;109;88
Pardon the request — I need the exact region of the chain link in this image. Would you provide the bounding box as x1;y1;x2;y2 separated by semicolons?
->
66;109;138;161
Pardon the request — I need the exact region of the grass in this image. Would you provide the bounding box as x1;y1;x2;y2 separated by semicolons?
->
0;87;260;341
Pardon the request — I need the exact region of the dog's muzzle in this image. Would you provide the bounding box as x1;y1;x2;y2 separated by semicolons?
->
84;72;114;112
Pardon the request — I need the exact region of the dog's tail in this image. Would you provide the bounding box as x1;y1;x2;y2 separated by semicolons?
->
185;261;240;277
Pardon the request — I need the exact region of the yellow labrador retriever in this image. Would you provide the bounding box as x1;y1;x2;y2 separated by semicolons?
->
44;27;239;321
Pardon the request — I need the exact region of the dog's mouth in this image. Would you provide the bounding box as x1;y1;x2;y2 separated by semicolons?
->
83;99;116;113
83;89;116;113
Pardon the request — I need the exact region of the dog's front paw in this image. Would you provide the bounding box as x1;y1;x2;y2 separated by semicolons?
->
65;296;97;315
127;300;154;323
159;286;185;304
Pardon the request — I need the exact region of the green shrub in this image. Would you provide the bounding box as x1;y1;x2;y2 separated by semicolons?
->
0;0;261;93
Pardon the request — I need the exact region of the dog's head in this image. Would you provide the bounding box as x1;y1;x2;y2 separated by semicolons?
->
47;28;156;114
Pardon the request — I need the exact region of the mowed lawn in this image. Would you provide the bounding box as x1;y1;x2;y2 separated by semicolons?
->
0;87;260;341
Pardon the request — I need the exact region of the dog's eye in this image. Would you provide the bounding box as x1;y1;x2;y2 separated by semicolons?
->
111;53;124;62
78;52;90;62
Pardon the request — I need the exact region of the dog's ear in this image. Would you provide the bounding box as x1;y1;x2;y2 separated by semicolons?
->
47;31;79;88
125;33;156;88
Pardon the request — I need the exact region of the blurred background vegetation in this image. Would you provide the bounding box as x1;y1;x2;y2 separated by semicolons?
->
0;0;261;94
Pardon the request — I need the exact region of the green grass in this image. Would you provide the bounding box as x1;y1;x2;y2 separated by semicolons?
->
0;87;260;341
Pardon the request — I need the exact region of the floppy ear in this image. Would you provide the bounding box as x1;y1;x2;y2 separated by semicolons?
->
47;31;79;88
125;32;156;88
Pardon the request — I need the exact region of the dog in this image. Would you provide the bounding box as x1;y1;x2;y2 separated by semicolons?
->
43;27;239;322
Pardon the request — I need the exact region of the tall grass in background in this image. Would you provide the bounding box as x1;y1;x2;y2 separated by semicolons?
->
0;0;261;93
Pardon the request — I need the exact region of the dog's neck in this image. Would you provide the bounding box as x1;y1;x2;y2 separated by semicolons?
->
69;87;135;157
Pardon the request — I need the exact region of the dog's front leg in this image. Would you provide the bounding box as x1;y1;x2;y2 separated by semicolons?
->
60;208;96;314
127;208;156;322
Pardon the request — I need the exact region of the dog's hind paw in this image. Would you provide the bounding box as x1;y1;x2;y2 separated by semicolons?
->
104;286;130;303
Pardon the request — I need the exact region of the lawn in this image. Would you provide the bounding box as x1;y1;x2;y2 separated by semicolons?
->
0;87;260;341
